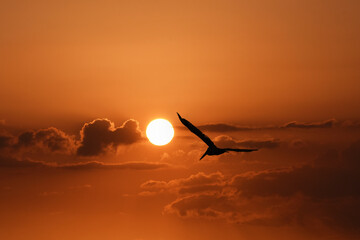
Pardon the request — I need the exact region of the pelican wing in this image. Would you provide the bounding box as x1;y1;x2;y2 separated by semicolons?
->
177;113;215;147
223;148;258;152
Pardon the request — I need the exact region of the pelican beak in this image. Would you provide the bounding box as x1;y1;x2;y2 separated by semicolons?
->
199;151;207;160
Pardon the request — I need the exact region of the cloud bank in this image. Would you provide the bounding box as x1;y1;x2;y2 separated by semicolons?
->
140;141;360;232
178;118;344;133
0;118;144;167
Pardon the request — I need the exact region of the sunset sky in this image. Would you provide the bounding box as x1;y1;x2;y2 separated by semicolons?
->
1;1;360;239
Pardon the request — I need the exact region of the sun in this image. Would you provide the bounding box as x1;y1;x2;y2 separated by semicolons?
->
146;119;174;146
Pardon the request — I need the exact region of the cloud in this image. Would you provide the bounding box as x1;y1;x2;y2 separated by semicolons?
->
0;135;12;149
7;118;142;157
214;135;280;149
140;141;360;232
198;123;255;132
230;166;359;199
17;131;34;147
177;119;339;133
140;172;225;195
146;172;275;224
0;154;169;170
35;128;76;152
164;193;234;219
16;127;76;153
176;123;260;132
61;161;169;170
0;156;50;168
0;118;147;168
282;119;336;129
141;172;224;189
77;118;142;156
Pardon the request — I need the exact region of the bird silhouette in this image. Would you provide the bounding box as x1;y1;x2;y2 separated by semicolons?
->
177;112;257;160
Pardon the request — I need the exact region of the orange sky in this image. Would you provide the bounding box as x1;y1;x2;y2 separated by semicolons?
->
1;0;360;129
1;1;360;239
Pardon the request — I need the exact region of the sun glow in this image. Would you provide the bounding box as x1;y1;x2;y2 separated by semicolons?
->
146;119;174;146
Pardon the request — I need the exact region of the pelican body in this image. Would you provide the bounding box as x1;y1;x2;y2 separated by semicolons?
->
177;113;257;160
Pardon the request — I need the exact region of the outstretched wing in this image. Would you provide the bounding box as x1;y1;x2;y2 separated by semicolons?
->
177;112;215;147
223;148;258;152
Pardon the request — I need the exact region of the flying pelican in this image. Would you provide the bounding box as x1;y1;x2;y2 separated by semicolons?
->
177;113;257;160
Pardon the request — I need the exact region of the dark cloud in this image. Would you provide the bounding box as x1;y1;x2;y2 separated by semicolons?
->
198;123;255;132
61;161;169;170
176;124;260;132
1;118;146;167
175;171;224;187
0;155;51;168
214;135;280;149
141;172;224;195
0;135;12;149
141;141;360;232
17;131;35;147
11;118;142;156
16;127;76;153
230;166;359;199
0;117;169;174
35;127;76;152
146;172;265;223
77;118;142;156
0;154;169;170
164;193;233;219
177;119;340;133
282;119;336;129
